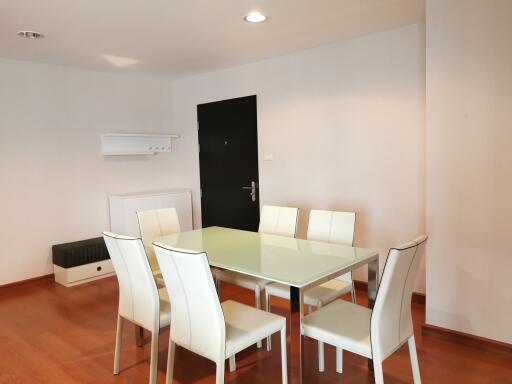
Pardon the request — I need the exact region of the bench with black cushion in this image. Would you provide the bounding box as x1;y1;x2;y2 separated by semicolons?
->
53;237;115;287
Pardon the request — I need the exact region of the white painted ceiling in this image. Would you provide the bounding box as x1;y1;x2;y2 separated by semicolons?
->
0;0;425;78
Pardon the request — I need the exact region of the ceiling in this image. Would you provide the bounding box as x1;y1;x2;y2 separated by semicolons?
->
0;0;425;78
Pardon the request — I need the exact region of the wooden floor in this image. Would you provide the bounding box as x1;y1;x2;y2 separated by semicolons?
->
1;277;511;384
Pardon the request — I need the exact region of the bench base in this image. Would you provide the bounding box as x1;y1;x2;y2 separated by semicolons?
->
54;259;115;287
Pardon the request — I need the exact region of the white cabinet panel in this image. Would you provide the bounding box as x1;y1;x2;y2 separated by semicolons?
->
109;189;193;237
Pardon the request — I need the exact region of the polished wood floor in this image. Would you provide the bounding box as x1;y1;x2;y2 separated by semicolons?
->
1;276;511;384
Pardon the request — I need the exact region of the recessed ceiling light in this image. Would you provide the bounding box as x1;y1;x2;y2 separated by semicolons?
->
102;54;140;68
17;30;44;39
244;11;267;23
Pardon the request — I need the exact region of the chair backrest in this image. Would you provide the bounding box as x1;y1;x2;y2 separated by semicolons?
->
102;232;160;331
137;207;181;241
153;243;225;362
307;209;356;282
258;205;299;238
370;235;427;360
137;208;181;270
307;210;355;245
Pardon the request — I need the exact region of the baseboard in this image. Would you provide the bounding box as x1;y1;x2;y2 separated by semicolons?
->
353;279;426;305
0;274;54;290
422;323;512;358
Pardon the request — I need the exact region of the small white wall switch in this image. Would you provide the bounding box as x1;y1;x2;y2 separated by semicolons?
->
263;153;273;161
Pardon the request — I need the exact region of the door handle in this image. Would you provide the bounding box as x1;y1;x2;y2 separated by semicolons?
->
242;181;257;202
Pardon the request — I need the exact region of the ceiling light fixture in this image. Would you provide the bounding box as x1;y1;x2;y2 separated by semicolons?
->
17;30;44;39
102;54;140;68
244;11;267;23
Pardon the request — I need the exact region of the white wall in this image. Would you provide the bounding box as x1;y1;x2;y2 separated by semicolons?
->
170;24;427;291
425;0;512;343
0;59;184;285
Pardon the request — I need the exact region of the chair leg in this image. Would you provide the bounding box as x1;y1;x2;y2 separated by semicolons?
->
113;315;124;374
255;286;261;310
351;282;357;304
165;340;176;384
228;355;236;372
280;328;288;384
216;277;221;297
408;336;422;384
149;330;159;384
135;325;144;347
266;290;272;351
317;302;325;372
373;359;384;384
335;348;343;373
255;287;262;348
318;342;325;372
216;360;225;384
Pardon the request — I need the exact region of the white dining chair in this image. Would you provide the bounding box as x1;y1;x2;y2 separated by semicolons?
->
215;205;299;353
103;231;171;384
137;207;181;281
265;209;356;371
302;235;427;383
153;242;288;384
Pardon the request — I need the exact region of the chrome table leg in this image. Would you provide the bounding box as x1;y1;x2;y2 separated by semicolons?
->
290;286;304;383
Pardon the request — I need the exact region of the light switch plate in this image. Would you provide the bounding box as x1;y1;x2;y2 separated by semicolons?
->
263;153;273;161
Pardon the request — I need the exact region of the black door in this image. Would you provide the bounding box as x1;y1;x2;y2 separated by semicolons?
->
198;95;260;231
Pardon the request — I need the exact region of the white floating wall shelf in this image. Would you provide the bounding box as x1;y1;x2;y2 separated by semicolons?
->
101;133;180;156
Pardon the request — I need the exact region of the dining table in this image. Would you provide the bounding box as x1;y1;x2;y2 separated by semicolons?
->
154;226;379;383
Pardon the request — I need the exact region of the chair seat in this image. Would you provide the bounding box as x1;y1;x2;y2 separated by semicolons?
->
216;270;271;291
158;287;171;327
266;279;353;307
222;300;285;357
303;299;372;358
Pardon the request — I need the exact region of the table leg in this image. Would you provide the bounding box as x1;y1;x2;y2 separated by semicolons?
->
367;258;379;370
290;286;304;383
135;325;143;347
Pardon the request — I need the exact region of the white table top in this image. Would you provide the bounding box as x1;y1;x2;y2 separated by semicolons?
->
155;226;378;289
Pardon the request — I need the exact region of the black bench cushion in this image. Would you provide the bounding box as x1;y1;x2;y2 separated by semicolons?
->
52;237;110;268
